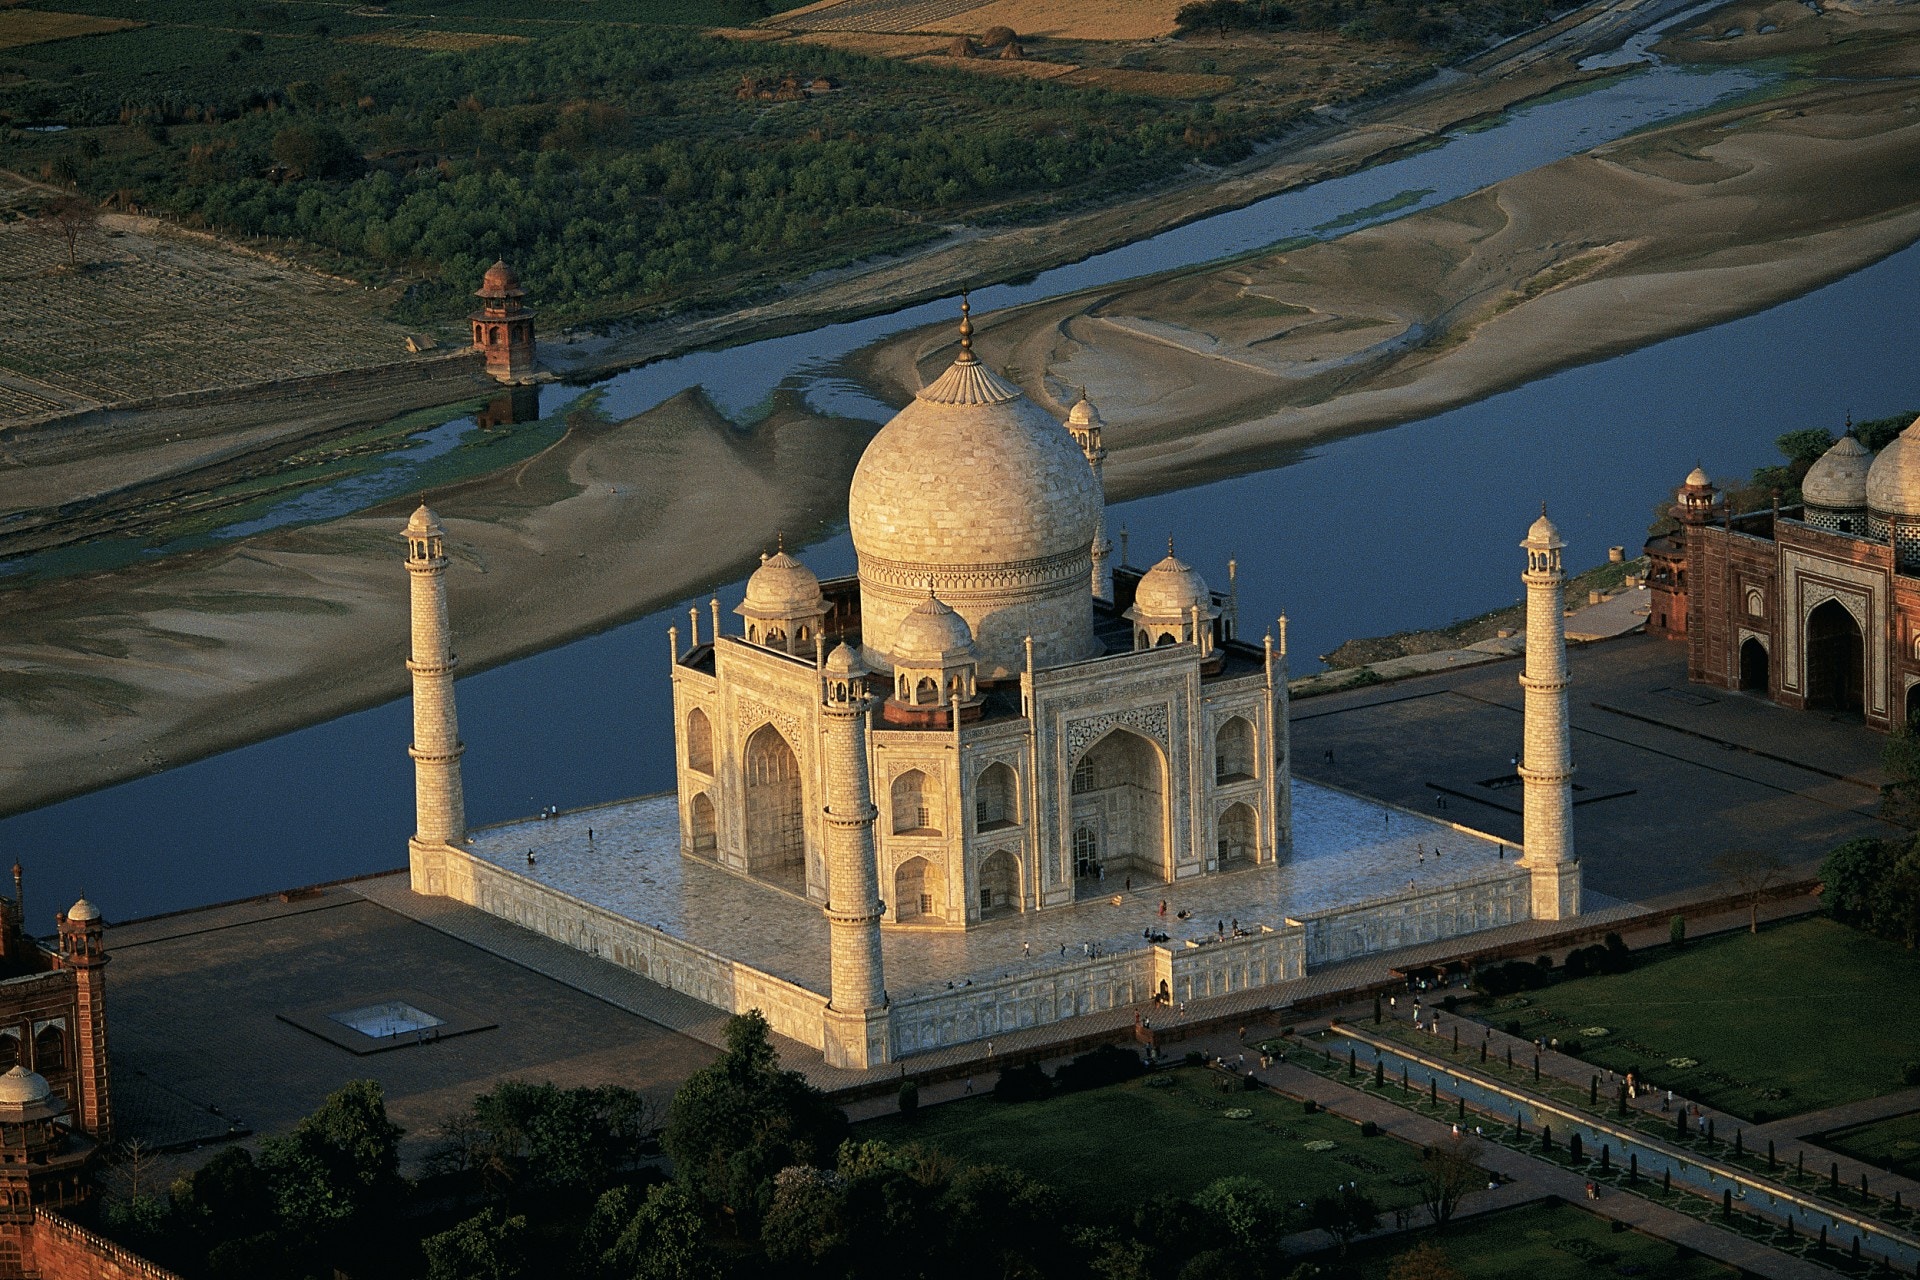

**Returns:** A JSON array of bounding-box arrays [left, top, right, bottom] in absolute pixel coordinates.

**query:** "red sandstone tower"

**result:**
[[53, 904, 107, 1146], [470, 260, 536, 383]]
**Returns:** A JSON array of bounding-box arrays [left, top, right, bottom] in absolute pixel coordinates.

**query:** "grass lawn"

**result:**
[[861, 1067, 1429, 1214], [1480, 917, 1920, 1121], [1341, 1199, 1735, 1279], [1821, 1111, 1920, 1181]]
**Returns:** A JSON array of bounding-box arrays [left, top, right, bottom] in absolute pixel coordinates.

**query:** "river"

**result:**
[[6, 61, 1918, 924]]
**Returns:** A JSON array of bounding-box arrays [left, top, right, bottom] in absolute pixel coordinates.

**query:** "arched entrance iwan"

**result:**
[[1805, 599, 1864, 715], [1068, 728, 1168, 883], [743, 724, 804, 885]]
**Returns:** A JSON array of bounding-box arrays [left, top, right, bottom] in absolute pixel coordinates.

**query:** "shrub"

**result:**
[[1302, 1099, 1318, 1114], [992, 1063, 1051, 1103], [1054, 1045, 1145, 1093], [1671, 914, 1687, 947], [897, 1080, 918, 1115], [1359, 1120, 1379, 1137], [1440, 995, 1458, 1013], [1185, 1051, 1206, 1067], [1903, 1062, 1920, 1087]]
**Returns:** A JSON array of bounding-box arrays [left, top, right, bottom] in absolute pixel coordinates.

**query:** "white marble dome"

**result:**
[[1803, 434, 1871, 510], [0, 1067, 50, 1106], [66, 897, 99, 923], [738, 548, 824, 620], [1868, 417, 1920, 517], [1684, 466, 1712, 489], [893, 592, 975, 664], [1131, 550, 1212, 621], [849, 333, 1100, 676]]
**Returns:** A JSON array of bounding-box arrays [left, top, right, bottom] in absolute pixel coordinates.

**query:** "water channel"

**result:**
[[6, 61, 1919, 922], [1325, 1031, 1918, 1267]]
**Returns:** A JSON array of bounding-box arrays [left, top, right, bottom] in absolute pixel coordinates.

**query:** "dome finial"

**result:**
[[956, 292, 976, 366], [776, 530, 785, 553], [1167, 533, 1175, 557]]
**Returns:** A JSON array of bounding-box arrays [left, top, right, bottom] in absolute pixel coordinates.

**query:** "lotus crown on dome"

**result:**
[[1803, 434, 1871, 510], [1867, 416, 1920, 518], [892, 593, 975, 663], [739, 548, 825, 618], [1130, 552, 1213, 620], [0, 1067, 50, 1106]]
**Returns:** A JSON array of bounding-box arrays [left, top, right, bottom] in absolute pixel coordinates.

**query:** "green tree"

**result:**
[[257, 1079, 404, 1249], [1776, 428, 1836, 468], [1196, 1175, 1287, 1256], [1885, 721, 1920, 826], [1871, 840, 1920, 949], [270, 122, 359, 179], [1305, 1182, 1377, 1255], [1856, 413, 1916, 452], [601, 1183, 720, 1280], [1822, 837, 1891, 923], [662, 1011, 847, 1228], [422, 1208, 528, 1280]]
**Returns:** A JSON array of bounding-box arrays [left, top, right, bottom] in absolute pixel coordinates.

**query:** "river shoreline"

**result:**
[[4, 5, 1919, 819]]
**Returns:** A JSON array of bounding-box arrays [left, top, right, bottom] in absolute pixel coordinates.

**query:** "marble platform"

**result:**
[[466, 782, 1513, 1002]]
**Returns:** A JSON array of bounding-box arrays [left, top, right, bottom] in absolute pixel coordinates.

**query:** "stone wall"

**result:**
[[890, 949, 1157, 1055], [1292, 868, 1531, 967], [1157, 925, 1305, 1006], [20, 1212, 180, 1280], [440, 845, 830, 1050]]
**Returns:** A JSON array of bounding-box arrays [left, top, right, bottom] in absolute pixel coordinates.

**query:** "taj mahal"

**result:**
[[400, 305, 1581, 1071]]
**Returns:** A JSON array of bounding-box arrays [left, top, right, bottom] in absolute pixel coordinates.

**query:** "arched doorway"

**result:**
[[1217, 802, 1257, 867], [1069, 728, 1168, 884], [1215, 717, 1255, 783], [975, 762, 1018, 831], [979, 849, 1019, 917], [1906, 682, 1920, 727], [690, 792, 717, 854], [1805, 599, 1864, 715], [1739, 639, 1769, 693], [685, 708, 713, 773], [894, 856, 945, 923], [744, 725, 804, 885], [891, 770, 938, 835]]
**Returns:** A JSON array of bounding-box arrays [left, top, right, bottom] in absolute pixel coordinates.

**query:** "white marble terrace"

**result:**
[[467, 781, 1515, 1001]]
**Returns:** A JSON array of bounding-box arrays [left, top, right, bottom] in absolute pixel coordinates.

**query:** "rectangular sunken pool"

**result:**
[[278, 990, 495, 1055]]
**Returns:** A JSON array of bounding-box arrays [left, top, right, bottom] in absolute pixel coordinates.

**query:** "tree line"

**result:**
[[98, 1012, 1487, 1279]]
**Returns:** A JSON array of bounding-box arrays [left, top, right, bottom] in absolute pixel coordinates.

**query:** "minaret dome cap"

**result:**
[[406, 503, 445, 537]]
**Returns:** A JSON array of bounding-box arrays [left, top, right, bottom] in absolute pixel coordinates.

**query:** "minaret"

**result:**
[[818, 643, 890, 1068], [56, 898, 109, 1142], [1519, 509, 1580, 920], [405, 502, 466, 896], [1067, 393, 1114, 602]]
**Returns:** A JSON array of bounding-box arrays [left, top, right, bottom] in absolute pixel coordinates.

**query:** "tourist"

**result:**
[[526, 850, 536, 865], [1022, 940, 1031, 957], [1585, 1180, 1598, 1201], [1158, 899, 1168, 917], [964, 1076, 972, 1093], [1124, 876, 1131, 891], [1664, 1089, 1673, 1112], [587, 827, 593, 841]]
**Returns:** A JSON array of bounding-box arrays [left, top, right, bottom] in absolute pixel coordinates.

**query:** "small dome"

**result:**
[[1130, 549, 1213, 621], [1803, 434, 1871, 510], [1067, 395, 1102, 428], [892, 592, 975, 665], [1524, 512, 1563, 546], [0, 1067, 50, 1106], [405, 503, 443, 537], [475, 260, 524, 299], [66, 897, 99, 923], [1868, 417, 1920, 518], [824, 642, 865, 675], [1684, 466, 1712, 489], [737, 548, 825, 621]]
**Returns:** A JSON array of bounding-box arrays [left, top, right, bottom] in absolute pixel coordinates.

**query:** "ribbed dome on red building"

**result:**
[[476, 259, 525, 301]]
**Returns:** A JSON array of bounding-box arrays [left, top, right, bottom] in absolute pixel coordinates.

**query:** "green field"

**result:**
[[1822, 1111, 1920, 1182], [1344, 1199, 1736, 1280], [1482, 918, 1920, 1121], [861, 1067, 1431, 1214]]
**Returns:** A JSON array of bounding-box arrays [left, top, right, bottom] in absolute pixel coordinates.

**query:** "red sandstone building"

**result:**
[[1646, 427, 1920, 729], [469, 260, 536, 383]]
